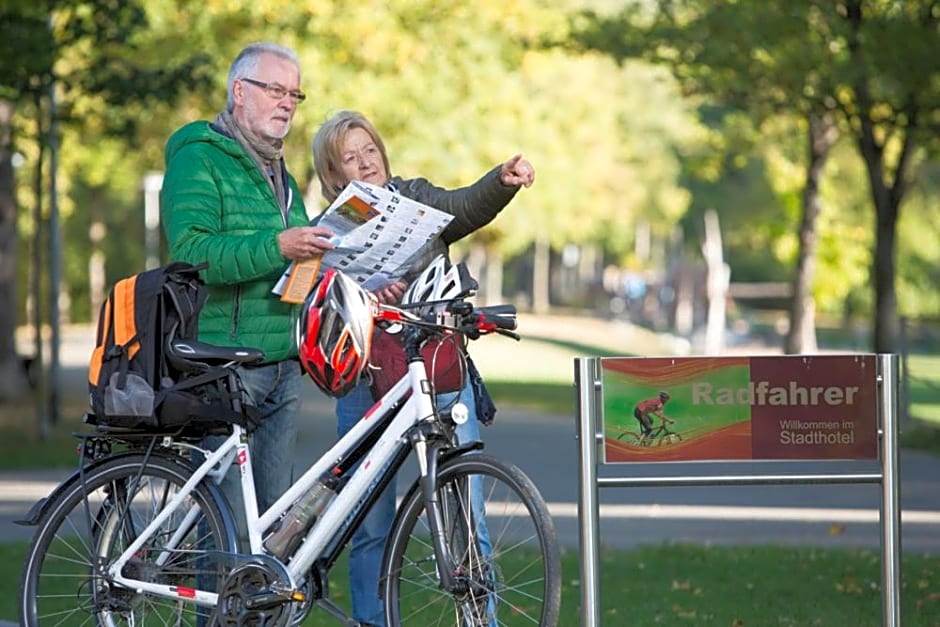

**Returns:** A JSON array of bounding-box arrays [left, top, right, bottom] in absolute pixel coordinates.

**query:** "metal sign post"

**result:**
[[575, 353, 901, 626], [575, 357, 602, 627], [878, 353, 901, 626]]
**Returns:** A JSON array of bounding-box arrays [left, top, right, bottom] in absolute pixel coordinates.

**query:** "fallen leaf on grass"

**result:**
[[915, 591, 940, 609]]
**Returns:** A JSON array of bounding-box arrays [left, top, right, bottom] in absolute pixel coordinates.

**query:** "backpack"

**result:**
[[86, 261, 251, 433]]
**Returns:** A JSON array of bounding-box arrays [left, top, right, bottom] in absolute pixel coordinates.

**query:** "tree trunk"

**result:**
[[532, 237, 550, 314], [0, 99, 29, 400], [843, 0, 911, 354], [871, 190, 900, 354], [463, 241, 504, 305], [785, 112, 837, 354], [855, 111, 906, 355], [484, 247, 504, 306], [673, 263, 694, 337]]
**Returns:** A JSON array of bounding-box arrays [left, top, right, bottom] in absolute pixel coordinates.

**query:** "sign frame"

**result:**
[[575, 353, 901, 627]]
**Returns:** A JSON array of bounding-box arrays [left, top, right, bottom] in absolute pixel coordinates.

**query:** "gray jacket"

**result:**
[[390, 165, 519, 279]]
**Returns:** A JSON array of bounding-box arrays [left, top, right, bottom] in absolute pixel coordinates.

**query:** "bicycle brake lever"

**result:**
[[496, 329, 521, 341]]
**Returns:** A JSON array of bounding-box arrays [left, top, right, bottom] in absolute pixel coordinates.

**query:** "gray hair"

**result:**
[[226, 42, 300, 112]]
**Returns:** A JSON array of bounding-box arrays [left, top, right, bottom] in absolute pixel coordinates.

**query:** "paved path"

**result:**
[[5, 401, 940, 551], [6, 321, 940, 553]]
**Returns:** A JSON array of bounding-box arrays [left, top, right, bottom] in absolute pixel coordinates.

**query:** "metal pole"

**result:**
[[575, 357, 602, 627], [878, 353, 901, 626], [30, 91, 48, 439], [598, 473, 883, 488], [47, 60, 61, 426]]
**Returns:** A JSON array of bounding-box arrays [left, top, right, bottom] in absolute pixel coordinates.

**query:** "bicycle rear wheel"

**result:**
[[19, 452, 234, 626], [383, 453, 561, 626]]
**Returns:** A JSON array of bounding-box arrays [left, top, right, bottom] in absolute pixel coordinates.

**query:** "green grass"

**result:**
[[0, 429, 85, 470], [488, 381, 576, 415], [564, 544, 940, 626], [906, 354, 940, 421], [902, 354, 940, 454], [4, 539, 939, 625], [0, 392, 90, 470], [0, 543, 23, 616]]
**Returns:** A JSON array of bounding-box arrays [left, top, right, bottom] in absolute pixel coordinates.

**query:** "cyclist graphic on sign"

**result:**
[[634, 391, 674, 443]]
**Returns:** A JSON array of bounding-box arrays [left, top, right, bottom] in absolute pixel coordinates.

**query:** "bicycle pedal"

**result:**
[[244, 589, 305, 611]]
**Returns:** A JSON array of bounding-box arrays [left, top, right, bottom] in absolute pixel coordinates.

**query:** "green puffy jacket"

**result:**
[[160, 121, 309, 363]]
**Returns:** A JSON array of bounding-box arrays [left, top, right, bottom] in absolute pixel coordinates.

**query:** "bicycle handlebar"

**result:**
[[474, 305, 518, 333], [375, 300, 519, 341]]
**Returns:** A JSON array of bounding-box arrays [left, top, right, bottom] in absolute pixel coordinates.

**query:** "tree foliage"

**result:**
[[0, 0, 938, 382], [22, 0, 702, 302], [0, 0, 213, 400], [570, 0, 940, 352]]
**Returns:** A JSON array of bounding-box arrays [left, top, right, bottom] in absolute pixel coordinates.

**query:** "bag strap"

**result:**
[[154, 368, 238, 407], [109, 276, 141, 389]]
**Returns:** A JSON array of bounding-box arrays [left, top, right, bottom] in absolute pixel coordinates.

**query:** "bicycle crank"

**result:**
[[209, 560, 304, 627]]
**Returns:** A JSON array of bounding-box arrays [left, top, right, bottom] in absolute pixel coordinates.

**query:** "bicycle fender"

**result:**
[[13, 453, 155, 527], [377, 442, 485, 593], [15, 497, 48, 526], [439, 440, 484, 463], [203, 478, 240, 553]]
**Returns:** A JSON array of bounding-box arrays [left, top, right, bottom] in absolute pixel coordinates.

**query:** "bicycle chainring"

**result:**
[[210, 561, 295, 627]]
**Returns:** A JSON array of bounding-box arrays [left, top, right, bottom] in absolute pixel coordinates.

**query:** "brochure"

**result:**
[[275, 181, 453, 303]]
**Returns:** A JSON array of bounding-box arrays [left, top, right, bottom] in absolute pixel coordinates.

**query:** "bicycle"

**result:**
[[615, 419, 682, 447], [17, 280, 562, 626]]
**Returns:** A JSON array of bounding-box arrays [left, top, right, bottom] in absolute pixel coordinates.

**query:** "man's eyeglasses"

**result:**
[[241, 78, 306, 103]]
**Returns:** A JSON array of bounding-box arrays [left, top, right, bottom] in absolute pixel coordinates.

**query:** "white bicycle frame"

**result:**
[[105, 356, 443, 608]]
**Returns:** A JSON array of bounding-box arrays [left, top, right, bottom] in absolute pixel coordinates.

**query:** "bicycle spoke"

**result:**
[[20, 454, 232, 627], [383, 454, 560, 626]]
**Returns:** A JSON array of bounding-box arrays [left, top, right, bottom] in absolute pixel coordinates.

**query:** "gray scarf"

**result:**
[[214, 110, 289, 215]]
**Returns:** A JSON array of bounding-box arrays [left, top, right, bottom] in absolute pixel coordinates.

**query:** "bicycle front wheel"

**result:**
[[19, 452, 234, 626], [383, 453, 561, 626], [656, 431, 682, 446]]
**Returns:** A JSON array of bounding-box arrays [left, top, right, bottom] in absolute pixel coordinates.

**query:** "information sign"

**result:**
[[601, 355, 878, 462]]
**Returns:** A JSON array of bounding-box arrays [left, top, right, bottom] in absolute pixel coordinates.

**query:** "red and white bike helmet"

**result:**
[[298, 269, 375, 397], [401, 255, 477, 314]]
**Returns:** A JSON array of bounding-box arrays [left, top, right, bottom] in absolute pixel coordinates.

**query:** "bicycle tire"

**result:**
[[616, 431, 643, 444], [19, 452, 234, 626], [382, 453, 562, 626]]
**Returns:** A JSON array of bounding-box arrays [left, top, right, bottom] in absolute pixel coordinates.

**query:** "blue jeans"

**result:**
[[337, 377, 490, 626], [203, 359, 303, 549]]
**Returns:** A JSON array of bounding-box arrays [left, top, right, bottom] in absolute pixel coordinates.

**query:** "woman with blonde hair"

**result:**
[[311, 109, 534, 626]]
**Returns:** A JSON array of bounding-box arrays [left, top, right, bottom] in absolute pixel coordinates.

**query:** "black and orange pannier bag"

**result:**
[[86, 261, 252, 432]]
